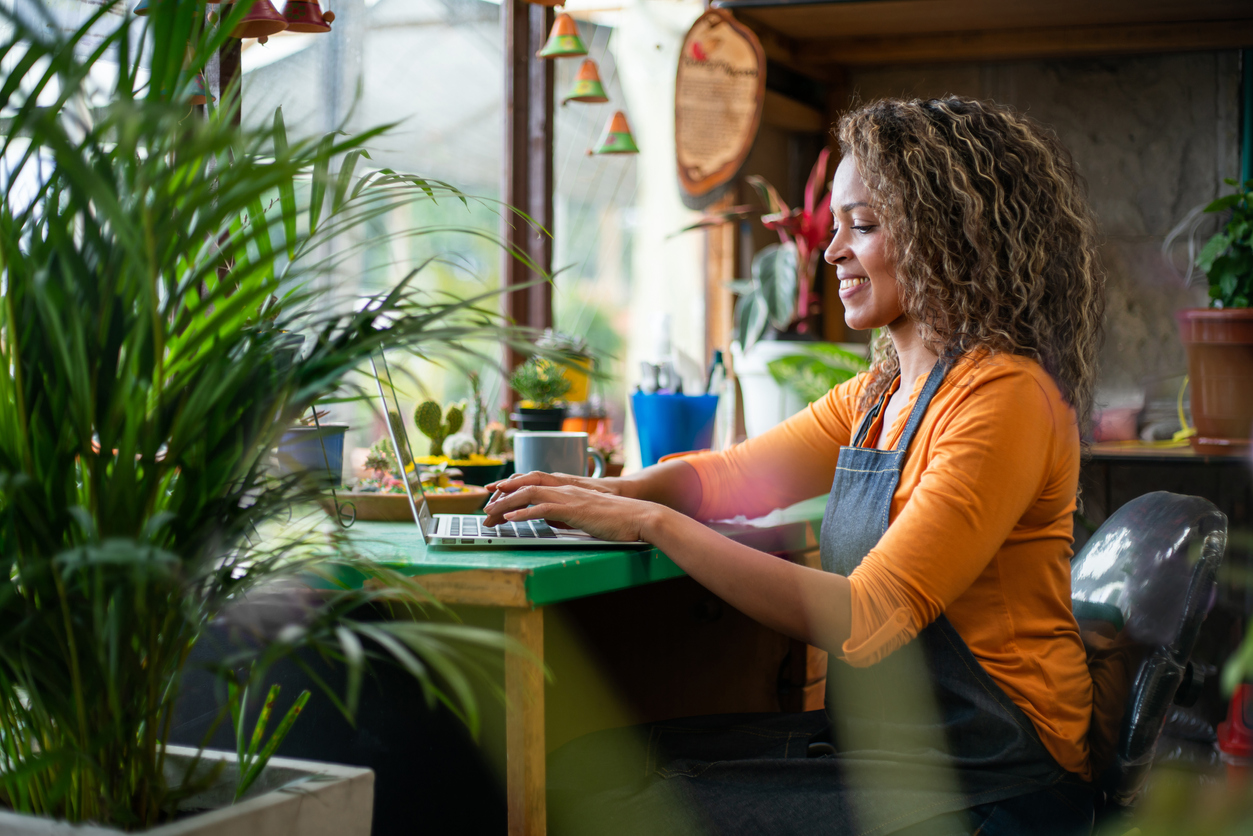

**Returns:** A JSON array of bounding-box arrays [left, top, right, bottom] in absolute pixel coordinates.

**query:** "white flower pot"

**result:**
[[731, 340, 814, 438], [731, 340, 868, 438], [0, 746, 373, 836]]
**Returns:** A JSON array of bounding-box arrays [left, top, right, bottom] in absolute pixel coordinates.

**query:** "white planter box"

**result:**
[[0, 746, 373, 836]]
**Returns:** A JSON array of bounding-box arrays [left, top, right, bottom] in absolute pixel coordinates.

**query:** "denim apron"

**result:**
[[548, 359, 1093, 836], [813, 357, 1091, 834]]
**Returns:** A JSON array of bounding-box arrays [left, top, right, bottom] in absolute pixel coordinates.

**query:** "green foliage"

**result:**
[[509, 357, 573, 409], [0, 2, 534, 828], [767, 343, 869, 404], [1198, 178, 1253, 308], [730, 242, 800, 351], [229, 682, 310, 802]]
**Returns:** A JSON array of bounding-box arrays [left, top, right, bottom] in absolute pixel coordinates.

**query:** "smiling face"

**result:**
[[824, 157, 906, 333]]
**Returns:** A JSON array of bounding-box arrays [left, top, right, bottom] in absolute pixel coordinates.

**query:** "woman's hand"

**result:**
[[482, 472, 664, 542], [484, 470, 625, 500]]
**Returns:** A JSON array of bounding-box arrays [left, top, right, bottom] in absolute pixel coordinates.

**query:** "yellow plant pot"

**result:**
[[563, 356, 593, 402]]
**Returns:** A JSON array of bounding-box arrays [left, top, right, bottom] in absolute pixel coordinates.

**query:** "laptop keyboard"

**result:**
[[448, 516, 556, 540]]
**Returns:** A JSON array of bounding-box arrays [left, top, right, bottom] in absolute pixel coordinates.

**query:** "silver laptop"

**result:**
[[370, 355, 647, 549]]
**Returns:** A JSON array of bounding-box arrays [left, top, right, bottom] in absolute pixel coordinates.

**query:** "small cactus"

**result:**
[[486, 425, 507, 457], [414, 399, 465, 457], [444, 432, 477, 460], [469, 372, 486, 456], [444, 403, 464, 436]]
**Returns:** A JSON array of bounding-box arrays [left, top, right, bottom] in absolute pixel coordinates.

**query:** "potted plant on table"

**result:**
[[537, 329, 596, 403], [1175, 177, 1253, 455], [0, 3, 531, 832], [414, 372, 508, 485], [509, 356, 573, 431]]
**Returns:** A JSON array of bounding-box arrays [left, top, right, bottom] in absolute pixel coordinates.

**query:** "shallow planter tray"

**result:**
[[0, 745, 373, 835], [324, 488, 489, 520]]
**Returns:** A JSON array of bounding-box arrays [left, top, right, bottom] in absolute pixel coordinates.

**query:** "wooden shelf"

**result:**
[[713, 0, 1253, 72]]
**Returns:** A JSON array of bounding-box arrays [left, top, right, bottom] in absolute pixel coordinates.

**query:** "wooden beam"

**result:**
[[504, 607, 546, 836], [704, 192, 738, 368], [796, 19, 1253, 66], [503, 1, 555, 381]]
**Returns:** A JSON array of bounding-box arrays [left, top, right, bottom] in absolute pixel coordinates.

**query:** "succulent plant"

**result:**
[[415, 400, 465, 457], [363, 438, 397, 476]]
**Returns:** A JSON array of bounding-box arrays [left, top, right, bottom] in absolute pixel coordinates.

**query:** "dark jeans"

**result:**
[[548, 711, 1094, 836]]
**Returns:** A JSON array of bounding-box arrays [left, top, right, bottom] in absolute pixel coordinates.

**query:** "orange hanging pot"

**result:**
[[1176, 307, 1253, 455]]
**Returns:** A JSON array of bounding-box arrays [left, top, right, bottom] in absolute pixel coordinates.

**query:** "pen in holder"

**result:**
[[631, 392, 719, 467]]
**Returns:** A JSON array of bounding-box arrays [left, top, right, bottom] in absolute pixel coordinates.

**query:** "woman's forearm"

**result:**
[[641, 504, 852, 654], [616, 459, 704, 517]]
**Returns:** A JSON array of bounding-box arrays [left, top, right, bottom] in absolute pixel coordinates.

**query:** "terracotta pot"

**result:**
[[1176, 308, 1253, 455]]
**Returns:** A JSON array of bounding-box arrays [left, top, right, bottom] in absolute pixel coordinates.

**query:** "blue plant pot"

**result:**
[[630, 393, 719, 467], [275, 424, 348, 487]]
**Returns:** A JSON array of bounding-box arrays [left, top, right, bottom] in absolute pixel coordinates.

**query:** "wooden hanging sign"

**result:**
[[675, 10, 766, 206]]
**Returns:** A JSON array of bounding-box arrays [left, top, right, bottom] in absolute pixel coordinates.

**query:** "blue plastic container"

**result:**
[[275, 424, 348, 487], [631, 392, 720, 467]]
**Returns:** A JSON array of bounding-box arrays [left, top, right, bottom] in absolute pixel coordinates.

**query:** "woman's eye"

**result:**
[[852, 225, 876, 234]]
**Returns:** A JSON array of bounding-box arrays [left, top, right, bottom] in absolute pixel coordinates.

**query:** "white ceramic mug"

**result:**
[[514, 431, 605, 478]]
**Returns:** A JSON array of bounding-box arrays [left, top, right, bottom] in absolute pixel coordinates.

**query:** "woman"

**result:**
[[485, 97, 1105, 835]]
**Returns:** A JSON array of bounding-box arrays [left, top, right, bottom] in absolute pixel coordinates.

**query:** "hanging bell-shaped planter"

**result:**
[[525, 0, 567, 6], [188, 73, 214, 106], [537, 14, 587, 59], [133, 0, 150, 15], [591, 110, 639, 155], [284, 0, 335, 33], [562, 59, 608, 104], [232, 0, 288, 40]]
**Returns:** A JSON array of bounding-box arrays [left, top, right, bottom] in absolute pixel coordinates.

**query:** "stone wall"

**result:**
[[846, 52, 1242, 409]]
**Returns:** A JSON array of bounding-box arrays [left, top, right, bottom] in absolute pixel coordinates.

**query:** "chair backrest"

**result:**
[[1071, 491, 1226, 806]]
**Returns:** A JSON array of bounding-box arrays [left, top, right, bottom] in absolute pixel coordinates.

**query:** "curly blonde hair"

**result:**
[[837, 97, 1104, 427]]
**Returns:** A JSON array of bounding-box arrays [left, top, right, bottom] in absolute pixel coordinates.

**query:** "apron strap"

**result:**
[[850, 356, 953, 452], [893, 356, 952, 453], [850, 390, 889, 448]]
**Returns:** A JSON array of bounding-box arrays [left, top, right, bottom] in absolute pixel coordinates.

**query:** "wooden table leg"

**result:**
[[505, 606, 545, 836]]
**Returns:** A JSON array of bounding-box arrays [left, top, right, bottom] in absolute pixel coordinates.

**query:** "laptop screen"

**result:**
[[369, 354, 434, 539]]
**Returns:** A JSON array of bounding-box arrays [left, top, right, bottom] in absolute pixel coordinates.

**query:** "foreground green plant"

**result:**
[[0, 1, 535, 828]]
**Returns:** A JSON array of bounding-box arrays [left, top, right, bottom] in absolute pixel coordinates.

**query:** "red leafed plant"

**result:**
[[680, 148, 835, 348]]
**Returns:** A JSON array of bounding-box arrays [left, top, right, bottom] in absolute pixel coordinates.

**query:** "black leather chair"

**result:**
[[1071, 491, 1227, 820]]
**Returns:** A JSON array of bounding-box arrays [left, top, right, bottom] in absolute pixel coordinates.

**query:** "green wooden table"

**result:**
[[342, 495, 827, 836]]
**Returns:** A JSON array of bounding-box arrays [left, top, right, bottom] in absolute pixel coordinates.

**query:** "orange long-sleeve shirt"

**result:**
[[681, 351, 1093, 778]]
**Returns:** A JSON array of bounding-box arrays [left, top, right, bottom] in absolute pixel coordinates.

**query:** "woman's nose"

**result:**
[[824, 234, 847, 265]]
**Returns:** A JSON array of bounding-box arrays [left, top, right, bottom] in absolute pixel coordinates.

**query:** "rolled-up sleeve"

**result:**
[[680, 375, 865, 521], [840, 371, 1063, 666]]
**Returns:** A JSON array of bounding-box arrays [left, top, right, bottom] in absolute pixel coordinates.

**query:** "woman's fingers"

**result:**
[[484, 471, 563, 492], [483, 483, 558, 526]]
